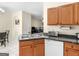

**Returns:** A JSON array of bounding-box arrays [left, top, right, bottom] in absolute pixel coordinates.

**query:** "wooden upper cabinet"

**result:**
[[74, 3, 79, 24], [59, 4, 74, 25], [47, 2, 79, 25], [48, 7, 58, 25]]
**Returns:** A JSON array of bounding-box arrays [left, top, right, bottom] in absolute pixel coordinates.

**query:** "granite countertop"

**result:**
[[20, 36, 47, 40], [20, 33, 79, 43], [47, 34, 79, 43], [20, 33, 49, 40]]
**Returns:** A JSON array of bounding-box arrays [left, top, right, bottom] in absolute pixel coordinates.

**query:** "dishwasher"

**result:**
[[45, 39, 63, 56]]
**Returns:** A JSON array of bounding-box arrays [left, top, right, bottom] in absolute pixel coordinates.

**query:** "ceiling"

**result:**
[[0, 2, 43, 18]]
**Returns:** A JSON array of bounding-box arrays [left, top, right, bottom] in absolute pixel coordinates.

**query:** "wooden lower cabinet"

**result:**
[[65, 48, 79, 56], [64, 42, 79, 56], [34, 44, 45, 56], [19, 39, 45, 56], [19, 45, 34, 56]]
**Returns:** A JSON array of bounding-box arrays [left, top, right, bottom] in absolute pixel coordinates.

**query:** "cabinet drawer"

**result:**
[[19, 40, 33, 47], [64, 42, 73, 48], [64, 42, 79, 50], [33, 39, 44, 44], [72, 44, 79, 50]]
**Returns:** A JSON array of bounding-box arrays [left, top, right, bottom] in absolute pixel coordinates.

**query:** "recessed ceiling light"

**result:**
[[0, 8, 5, 13]]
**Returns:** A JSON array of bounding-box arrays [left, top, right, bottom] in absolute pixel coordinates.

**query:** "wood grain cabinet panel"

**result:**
[[19, 45, 34, 56], [19, 39, 45, 56], [19, 40, 33, 47], [59, 4, 74, 25], [48, 8, 58, 25], [65, 48, 79, 56], [34, 44, 45, 56], [74, 3, 79, 24], [47, 2, 79, 25], [64, 42, 79, 56], [34, 39, 44, 44]]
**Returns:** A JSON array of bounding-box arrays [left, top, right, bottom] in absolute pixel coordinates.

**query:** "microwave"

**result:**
[[48, 31, 59, 37]]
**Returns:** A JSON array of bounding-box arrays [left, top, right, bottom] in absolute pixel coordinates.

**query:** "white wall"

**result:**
[[31, 17, 43, 27], [9, 11, 22, 56], [0, 12, 12, 54], [0, 11, 23, 56], [22, 11, 31, 34], [0, 12, 12, 32], [43, 2, 79, 35]]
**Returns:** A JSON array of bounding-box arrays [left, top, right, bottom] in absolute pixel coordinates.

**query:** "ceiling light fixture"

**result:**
[[0, 8, 5, 13]]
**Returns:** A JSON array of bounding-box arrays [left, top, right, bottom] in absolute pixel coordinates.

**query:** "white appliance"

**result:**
[[48, 31, 59, 37], [45, 39, 63, 56]]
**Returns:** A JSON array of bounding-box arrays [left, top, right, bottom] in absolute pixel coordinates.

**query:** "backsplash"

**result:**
[[45, 25, 79, 35]]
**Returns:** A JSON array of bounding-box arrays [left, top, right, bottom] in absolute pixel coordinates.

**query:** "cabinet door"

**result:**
[[59, 4, 74, 25], [64, 48, 79, 56], [45, 40, 63, 56], [19, 45, 34, 56], [74, 3, 79, 24], [34, 44, 45, 56], [48, 8, 58, 25]]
